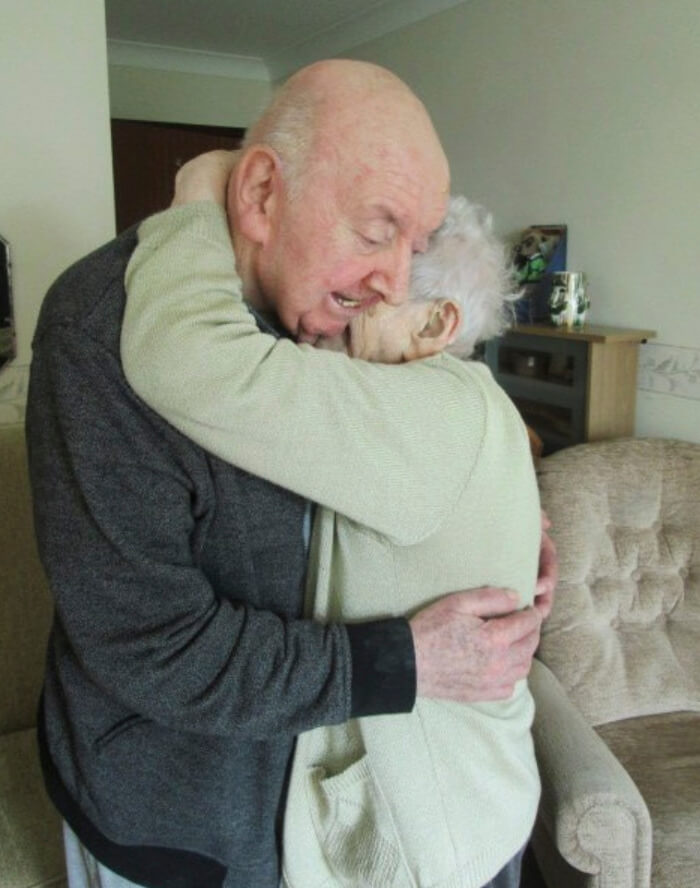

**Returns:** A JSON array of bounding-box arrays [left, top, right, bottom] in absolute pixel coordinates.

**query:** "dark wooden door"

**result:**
[[111, 119, 245, 232]]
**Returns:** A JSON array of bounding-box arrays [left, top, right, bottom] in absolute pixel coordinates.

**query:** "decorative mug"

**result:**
[[549, 272, 589, 329]]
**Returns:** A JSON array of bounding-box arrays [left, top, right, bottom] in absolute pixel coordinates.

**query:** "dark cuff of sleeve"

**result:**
[[345, 617, 416, 718]]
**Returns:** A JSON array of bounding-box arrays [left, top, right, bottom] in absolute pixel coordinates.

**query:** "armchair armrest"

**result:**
[[528, 659, 652, 888]]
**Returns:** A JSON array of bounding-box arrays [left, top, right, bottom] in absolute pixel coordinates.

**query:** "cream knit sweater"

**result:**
[[122, 204, 541, 888]]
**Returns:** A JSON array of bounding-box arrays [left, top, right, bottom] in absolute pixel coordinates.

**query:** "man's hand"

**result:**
[[172, 150, 240, 207], [535, 510, 557, 621], [410, 587, 542, 702]]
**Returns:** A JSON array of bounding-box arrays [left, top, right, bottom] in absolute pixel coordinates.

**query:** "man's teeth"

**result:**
[[334, 294, 362, 308]]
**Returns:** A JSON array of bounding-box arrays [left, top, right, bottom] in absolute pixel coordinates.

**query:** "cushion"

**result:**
[[0, 424, 53, 734], [597, 711, 700, 888], [0, 726, 66, 887], [537, 438, 700, 725]]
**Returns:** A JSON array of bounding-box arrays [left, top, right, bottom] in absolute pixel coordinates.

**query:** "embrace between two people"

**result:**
[[29, 58, 556, 888]]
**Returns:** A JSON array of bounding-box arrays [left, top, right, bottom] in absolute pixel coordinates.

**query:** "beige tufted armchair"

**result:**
[[0, 424, 66, 887], [530, 438, 700, 888]]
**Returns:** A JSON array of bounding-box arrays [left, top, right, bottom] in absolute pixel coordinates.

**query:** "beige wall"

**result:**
[[344, 0, 700, 442], [3, 0, 697, 440], [0, 0, 115, 422], [109, 65, 270, 128]]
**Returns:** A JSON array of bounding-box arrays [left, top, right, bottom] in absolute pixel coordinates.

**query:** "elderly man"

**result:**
[[26, 60, 554, 888]]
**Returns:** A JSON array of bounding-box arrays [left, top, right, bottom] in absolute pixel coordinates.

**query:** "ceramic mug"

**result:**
[[549, 272, 589, 329]]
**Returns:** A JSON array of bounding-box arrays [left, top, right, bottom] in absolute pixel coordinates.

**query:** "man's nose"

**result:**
[[365, 241, 412, 305]]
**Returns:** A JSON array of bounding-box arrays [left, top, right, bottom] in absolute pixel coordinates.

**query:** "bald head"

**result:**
[[279, 58, 424, 117], [246, 60, 421, 140], [245, 60, 448, 199], [232, 59, 450, 341]]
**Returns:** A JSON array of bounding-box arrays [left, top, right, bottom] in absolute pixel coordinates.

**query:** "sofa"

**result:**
[[530, 437, 700, 888], [0, 423, 66, 887]]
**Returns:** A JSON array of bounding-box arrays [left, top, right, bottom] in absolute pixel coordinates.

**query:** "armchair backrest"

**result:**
[[537, 438, 700, 727], [0, 423, 53, 734]]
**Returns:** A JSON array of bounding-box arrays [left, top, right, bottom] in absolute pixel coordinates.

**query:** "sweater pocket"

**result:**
[[311, 755, 405, 888], [93, 713, 150, 752]]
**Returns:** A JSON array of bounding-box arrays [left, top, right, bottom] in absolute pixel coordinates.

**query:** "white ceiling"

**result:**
[[104, 0, 468, 80]]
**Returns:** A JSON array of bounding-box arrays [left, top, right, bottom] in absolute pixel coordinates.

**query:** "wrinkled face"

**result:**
[[319, 299, 434, 364], [342, 300, 427, 363], [255, 131, 449, 342]]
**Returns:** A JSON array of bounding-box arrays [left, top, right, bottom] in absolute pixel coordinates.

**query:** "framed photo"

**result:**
[[512, 224, 567, 324]]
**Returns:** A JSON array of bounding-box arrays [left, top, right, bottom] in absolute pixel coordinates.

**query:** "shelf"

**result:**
[[512, 396, 581, 451], [511, 324, 656, 344], [494, 373, 585, 408], [485, 324, 657, 454]]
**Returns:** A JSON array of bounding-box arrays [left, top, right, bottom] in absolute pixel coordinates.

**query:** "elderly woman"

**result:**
[[121, 170, 541, 888]]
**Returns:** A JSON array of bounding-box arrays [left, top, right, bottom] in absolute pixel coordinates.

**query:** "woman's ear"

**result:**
[[227, 145, 282, 245], [410, 299, 462, 358]]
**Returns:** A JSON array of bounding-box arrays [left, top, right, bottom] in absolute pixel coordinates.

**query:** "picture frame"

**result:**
[[512, 224, 567, 324]]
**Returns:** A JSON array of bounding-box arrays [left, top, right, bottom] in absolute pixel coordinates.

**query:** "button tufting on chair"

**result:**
[[530, 438, 700, 888]]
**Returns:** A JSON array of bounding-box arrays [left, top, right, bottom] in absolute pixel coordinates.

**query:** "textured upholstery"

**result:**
[[0, 728, 66, 887], [598, 712, 700, 887], [537, 438, 700, 726], [0, 425, 55, 735], [0, 423, 66, 888], [531, 438, 700, 888]]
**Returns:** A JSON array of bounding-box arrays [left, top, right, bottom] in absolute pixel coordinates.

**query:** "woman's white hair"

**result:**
[[410, 195, 519, 358]]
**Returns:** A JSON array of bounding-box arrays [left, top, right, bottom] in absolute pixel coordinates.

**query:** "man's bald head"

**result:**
[[244, 60, 448, 199], [232, 60, 450, 341]]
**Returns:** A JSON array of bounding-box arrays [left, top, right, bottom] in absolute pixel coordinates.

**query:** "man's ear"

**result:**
[[228, 145, 282, 245], [410, 299, 462, 358]]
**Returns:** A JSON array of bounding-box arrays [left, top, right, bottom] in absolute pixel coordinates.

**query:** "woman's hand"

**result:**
[[534, 510, 557, 620], [172, 149, 240, 207]]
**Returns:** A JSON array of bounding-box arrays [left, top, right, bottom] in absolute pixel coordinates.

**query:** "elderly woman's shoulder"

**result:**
[[432, 352, 497, 385]]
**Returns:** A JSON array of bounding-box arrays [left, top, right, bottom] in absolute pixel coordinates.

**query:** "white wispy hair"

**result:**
[[410, 195, 519, 358]]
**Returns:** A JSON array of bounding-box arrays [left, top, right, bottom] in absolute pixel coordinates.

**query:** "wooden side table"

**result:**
[[484, 325, 656, 454]]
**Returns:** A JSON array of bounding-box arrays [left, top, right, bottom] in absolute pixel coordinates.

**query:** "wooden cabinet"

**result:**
[[484, 325, 656, 454]]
